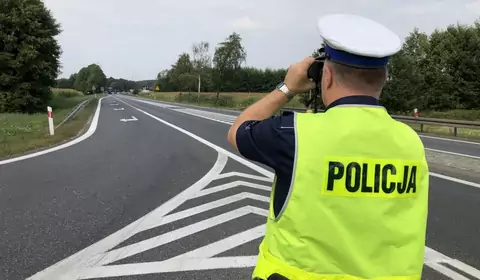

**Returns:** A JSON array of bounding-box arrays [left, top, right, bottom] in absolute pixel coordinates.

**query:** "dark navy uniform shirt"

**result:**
[[236, 95, 380, 217]]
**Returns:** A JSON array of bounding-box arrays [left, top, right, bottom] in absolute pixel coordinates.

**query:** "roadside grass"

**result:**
[[0, 94, 98, 159], [138, 91, 480, 140]]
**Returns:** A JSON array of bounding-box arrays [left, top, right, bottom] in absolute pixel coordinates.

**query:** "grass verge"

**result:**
[[138, 91, 480, 140], [407, 123, 480, 140], [0, 96, 99, 159]]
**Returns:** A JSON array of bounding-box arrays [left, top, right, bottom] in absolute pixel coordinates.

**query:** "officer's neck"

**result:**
[[323, 89, 380, 108]]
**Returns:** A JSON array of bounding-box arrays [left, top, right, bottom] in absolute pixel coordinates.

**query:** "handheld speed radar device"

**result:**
[[306, 47, 328, 113]]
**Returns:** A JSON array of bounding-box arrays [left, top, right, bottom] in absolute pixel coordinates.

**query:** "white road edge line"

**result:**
[[429, 172, 480, 189], [0, 97, 106, 166], [121, 97, 480, 190], [420, 134, 480, 146], [425, 148, 480, 160], [169, 106, 235, 125]]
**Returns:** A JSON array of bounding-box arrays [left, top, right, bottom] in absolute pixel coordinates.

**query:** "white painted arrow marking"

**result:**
[[194, 181, 271, 198], [141, 192, 270, 232], [215, 172, 273, 182], [120, 116, 137, 122], [167, 224, 266, 260], [113, 108, 124, 111], [92, 206, 263, 266]]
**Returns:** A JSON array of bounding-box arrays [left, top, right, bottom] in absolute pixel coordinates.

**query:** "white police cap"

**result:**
[[317, 14, 402, 68]]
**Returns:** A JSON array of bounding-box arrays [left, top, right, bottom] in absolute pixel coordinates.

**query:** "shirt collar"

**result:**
[[324, 95, 380, 112]]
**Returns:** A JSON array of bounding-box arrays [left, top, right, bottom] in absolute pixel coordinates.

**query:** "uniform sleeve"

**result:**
[[235, 112, 295, 174]]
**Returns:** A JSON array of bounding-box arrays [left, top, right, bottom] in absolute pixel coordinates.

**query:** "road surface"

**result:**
[[0, 95, 479, 280]]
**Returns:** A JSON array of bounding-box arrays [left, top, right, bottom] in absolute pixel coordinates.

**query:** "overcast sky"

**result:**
[[43, 0, 480, 81]]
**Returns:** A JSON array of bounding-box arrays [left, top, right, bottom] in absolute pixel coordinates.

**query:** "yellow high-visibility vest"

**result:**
[[252, 105, 429, 280]]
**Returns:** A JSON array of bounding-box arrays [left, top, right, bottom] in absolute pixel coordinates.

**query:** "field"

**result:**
[[140, 91, 480, 140], [0, 89, 99, 158], [51, 87, 82, 94]]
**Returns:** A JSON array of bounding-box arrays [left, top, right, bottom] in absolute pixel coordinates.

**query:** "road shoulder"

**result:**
[[426, 150, 480, 184]]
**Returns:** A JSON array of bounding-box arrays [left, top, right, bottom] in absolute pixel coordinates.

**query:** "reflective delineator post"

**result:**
[[47, 106, 54, 135], [414, 108, 418, 118]]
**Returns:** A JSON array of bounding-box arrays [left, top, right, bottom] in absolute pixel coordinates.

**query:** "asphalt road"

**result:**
[[0, 95, 479, 280]]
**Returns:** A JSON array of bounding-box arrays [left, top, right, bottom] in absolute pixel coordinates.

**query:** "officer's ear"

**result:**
[[322, 62, 333, 90]]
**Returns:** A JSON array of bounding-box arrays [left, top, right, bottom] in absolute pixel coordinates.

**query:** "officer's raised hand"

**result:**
[[284, 57, 317, 95], [227, 56, 316, 151]]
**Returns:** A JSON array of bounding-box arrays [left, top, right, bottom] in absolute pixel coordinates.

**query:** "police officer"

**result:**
[[227, 13, 429, 280]]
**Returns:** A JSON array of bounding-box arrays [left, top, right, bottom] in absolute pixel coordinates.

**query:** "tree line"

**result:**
[[156, 34, 287, 94], [55, 64, 156, 94], [156, 21, 480, 113]]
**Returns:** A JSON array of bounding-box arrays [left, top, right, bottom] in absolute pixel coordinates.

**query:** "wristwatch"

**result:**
[[276, 82, 293, 101]]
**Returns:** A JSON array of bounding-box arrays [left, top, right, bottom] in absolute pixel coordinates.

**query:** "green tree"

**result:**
[[56, 73, 77, 89], [0, 0, 62, 113], [192, 41, 211, 70], [156, 70, 171, 91], [311, 43, 326, 57], [73, 64, 107, 93], [212, 32, 247, 91], [106, 77, 136, 91], [192, 41, 212, 92], [162, 53, 197, 92]]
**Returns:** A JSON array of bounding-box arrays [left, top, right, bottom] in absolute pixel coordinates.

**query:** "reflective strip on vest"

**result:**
[[252, 106, 429, 280]]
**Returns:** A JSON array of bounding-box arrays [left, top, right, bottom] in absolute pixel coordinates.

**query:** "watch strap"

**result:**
[[276, 82, 293, 101]]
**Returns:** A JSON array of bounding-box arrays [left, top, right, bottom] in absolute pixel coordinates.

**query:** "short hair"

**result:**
[[327, 60, 387, 93]]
